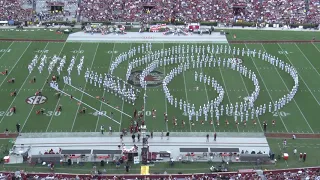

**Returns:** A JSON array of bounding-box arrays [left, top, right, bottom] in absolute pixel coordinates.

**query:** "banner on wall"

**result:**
[[140, 166, 149, 175]]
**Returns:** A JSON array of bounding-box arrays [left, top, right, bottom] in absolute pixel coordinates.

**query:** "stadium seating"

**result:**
[[0, 0, 32, 21], [0, 0, 318, 24]]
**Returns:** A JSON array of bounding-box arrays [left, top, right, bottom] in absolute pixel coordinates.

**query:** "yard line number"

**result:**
[[91, 110, 153, 117], [71, 50, 84, 54], [107, 51, 118, 54], [278, 51, 289, 55], [0, 49, 11, 53], [0, 111, 13, 117], [138, 110, 152, 116], [273, 111, 290, 117], [44, 111, 61, 117], [35, 50, 49, 54]]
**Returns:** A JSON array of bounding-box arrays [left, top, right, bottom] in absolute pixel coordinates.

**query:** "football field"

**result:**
[[0, 40, 320, 134]]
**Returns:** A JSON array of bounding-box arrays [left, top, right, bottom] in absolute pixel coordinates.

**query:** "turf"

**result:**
[[0, 40, 320, 134], [0, 28, 77, 40], [223, 29, 320, 41], [1, 29, 320, 173], [267, 138, 320, 167]]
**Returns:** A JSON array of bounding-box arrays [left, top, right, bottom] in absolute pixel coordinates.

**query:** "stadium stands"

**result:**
[[0, 0, 318, 24], [0, 0, 32, 21]]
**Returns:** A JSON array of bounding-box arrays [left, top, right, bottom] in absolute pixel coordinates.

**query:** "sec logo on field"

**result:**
[[25, 95, 48, 105], [128, 70, 163, 87]]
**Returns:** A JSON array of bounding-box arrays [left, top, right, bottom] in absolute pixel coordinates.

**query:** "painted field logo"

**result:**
[[25, 95, 48, 105], [128, 70, 163, 87]]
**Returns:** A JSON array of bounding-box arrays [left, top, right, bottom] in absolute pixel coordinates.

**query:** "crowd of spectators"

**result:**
[[0, 0, 319, 24], [0, 0, 33, 21], [78, 0, 320, 24]]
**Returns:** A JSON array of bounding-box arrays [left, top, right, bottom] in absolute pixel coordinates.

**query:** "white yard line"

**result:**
[[181, 51, 192, 132], [229, 44, 263, 132], [70, 43, 100, 131], [244, 44, 288, 133], [284, 44, 320, 106], [311, 42, 320, 53], [216, 51, 238, 131], [0, 42, 31, 88], [276, 43, 314, 133], [200, 52, 215, 132], [21, 42, 67, 132], [0, 41, 14, 64], [45, 43, 83, 132], [295, 43, 320, 91], [118, 43, 132, 132], [162, 43, 169, 132], [1, 42, 49, 128], [95, 43, 116, 132]]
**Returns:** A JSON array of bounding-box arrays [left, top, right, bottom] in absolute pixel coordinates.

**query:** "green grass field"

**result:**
[[1, 29, 320, 173], [0, 29, 320, 135], [0, 40, 320, 134]]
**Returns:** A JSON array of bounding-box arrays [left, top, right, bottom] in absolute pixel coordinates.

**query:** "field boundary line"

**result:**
[[71, 43, 100, 131], [21, 42, 66, 132], [0, 39, 65, 42], [266, 132, 320, 139], [95, 43, 116, 132], [0, 42, 48, 127], [44, 43, 83, 132], [0, 42, 31, 88], [229, 40, 320, 44], [244, 44, 289, 132], [229, 44, 264, 132], [311, 42, 320, 53], [269, 44, 314, 133]]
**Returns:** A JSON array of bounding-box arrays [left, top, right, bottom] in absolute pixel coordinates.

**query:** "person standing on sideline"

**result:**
[[137, 132, 141, 142], [299, 153, 303, 161], [283, 139, 287, 149], [120, 134, 123, 142], [303, 153, 307, 162], [206, 134, 209, 142], [109, 126, 112, 134], [100, 125, 104, 134], [132, 134, 135, 142], [5, 128, 9, 136], [161, 131, 164, 139], [125, 162, 130, 172], [263, 121, 267, 132], [166, 132, 170, 140], [214, 132, 217, 141], [16, 123, 20, 134], [293, 148, 297, 156], [151, 131, 153, 138]]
